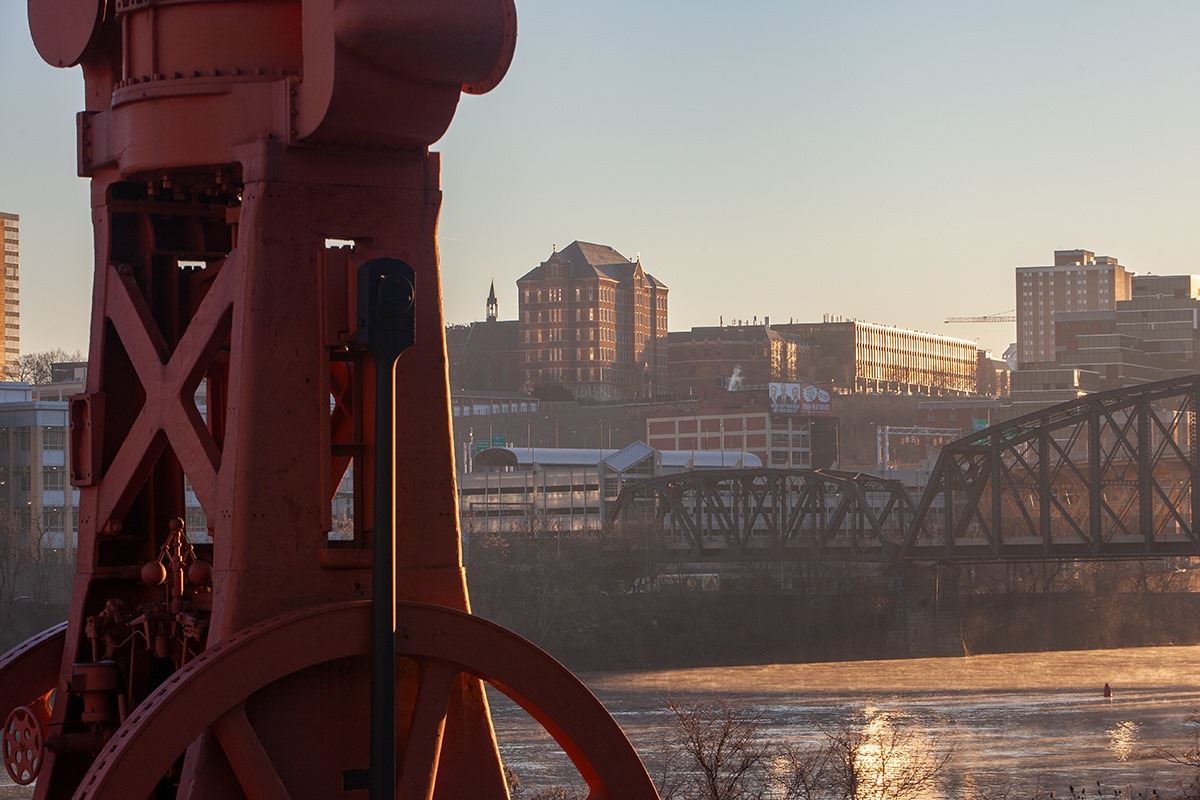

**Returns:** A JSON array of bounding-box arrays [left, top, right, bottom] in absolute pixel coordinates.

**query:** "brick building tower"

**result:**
[[518, 241, 667, 401]]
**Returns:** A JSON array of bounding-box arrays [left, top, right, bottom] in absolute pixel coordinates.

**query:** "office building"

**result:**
[[976, 351, 1011, 399], [1004, 367, 1101, 419], [0, 383, 75, 552], [1115, 274, 1200, 370], [772, 319, 978, 396], [667, 322, 807, 398]]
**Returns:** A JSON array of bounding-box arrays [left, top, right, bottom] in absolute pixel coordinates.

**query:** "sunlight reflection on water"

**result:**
[[1109, 720, 1141, 762], [491, 644, 1200, 798]]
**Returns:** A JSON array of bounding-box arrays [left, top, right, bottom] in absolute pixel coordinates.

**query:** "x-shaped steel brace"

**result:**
[[94, 255, 237, 533]]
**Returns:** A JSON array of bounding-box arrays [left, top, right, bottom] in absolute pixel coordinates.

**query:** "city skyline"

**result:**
[[6, 2, 1200, 360]]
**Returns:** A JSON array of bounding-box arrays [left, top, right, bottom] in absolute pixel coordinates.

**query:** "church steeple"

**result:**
[[486, 279, 498, 323]]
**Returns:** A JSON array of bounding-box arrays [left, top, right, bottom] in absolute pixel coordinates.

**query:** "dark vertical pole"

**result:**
[[1191, 380, 1200, 545], [1039, 428, 1051, 554], [359, 259, 415, 800], [990, 441, 1002, 555], [1138, 397, 1154, 551], [371, 349, 397, 800], [1089, 401, 1102, 553], [942, 460, 954, 557]]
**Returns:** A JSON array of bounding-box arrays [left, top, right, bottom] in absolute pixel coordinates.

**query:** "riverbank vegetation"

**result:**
[[463, 522, 1200, 670], [655, 699, 950, 800], [0, 507, 72, 653]]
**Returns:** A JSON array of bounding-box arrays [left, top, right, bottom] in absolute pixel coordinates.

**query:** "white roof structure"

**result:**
[[471, 441, 762, 471], [659, 450, 762, 469]]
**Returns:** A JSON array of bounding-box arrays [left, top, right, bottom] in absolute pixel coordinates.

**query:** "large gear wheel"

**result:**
[[74, 601, 657, 799]]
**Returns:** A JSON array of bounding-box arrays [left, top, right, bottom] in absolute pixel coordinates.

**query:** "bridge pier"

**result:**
[[883, 563, 964, 658]]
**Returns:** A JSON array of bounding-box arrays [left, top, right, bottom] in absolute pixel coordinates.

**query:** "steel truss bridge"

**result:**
[[603, 375, 1200, 563]]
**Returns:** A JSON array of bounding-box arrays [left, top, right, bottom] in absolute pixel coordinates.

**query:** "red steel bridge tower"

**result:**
[[1, 1, 656, 797]]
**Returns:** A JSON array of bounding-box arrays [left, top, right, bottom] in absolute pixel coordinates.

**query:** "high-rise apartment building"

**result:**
[[2, 213, 18, 377], [1016, 249, 1131, 366], [517, 241, 668, 401]]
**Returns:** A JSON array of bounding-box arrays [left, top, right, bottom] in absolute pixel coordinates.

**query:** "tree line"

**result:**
[[5, 347, 85, 385]]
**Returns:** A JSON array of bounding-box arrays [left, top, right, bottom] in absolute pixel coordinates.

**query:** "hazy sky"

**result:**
[[4, 1, 1200, 359]]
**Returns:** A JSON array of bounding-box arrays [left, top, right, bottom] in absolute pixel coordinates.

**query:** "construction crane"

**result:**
[[945, 309, 1017, 323]]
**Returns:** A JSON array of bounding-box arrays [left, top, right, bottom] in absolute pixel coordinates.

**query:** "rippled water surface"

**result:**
[[491, 645, 1200, 797]]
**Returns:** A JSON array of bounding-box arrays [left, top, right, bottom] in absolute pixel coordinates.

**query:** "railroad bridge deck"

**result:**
[[603, 375, 1200, 563]]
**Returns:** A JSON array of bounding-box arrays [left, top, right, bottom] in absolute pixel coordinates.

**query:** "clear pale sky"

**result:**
[[4, 1, 1200, 359]]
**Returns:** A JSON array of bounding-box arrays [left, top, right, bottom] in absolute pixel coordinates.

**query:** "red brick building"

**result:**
[[646, 385, 839, 469], [666, 323, 808, 399], [518, 241, 667, 401]]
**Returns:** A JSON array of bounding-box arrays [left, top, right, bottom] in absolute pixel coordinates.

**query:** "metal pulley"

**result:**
[[3, 705, 45, 786]]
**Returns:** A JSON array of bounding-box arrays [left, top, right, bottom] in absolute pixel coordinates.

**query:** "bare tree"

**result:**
[[0, 506, 28, 606], [1152, 711, 1200, 771], [11, 348, 84, 384], [28, 506, 74, 607], [527, 790, 585, 800], [663, 698, 770, 800], [659, 701, 950, 800], [777, 740, 832, 800], [504, 765, 585, 800], [0, 508, 50, 651], [819, 713, 951, 800]]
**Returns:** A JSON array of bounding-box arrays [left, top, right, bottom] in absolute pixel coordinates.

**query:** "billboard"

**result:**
[[769, 382, 833, 416]]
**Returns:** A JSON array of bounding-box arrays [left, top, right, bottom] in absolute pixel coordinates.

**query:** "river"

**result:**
[[4, 645, 1200, 798], [492, 644, 1200, 797]]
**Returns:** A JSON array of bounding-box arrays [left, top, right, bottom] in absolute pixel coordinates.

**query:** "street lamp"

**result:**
[[466, 427, 474, 473]]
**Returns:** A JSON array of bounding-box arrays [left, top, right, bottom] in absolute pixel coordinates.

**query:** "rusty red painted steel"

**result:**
[[73, 602, 657, 799], [7, 0, 660, 796], [0, 623, 64, 726]]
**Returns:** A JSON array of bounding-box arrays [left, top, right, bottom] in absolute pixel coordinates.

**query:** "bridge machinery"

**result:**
[[1, 1, 656, 798]]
